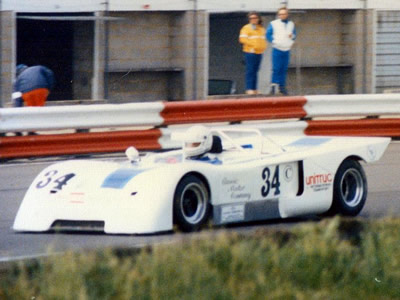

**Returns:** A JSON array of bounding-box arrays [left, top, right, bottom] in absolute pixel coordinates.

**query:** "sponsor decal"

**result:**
[[231, 191, 251, 201], [222, 177, 237, 185], [306, 173, 333, 192], [221, 204, 245, 223], [155, 155, 182, 164], [283, 165, 294, 182], [222, 177, 251, 201]]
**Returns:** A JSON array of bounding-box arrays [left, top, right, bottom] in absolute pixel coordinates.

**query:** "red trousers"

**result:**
[[22, 88, 49, 106]]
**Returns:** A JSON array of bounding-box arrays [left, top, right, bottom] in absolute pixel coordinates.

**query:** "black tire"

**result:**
[[173, 175, 211, 232], [329, 159, 367, 216]]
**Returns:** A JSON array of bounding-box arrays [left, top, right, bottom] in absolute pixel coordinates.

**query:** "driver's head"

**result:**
[[183, 125, 212, 157]]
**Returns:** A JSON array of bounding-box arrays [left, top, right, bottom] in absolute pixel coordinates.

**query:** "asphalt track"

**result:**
[[1, 142, 400, 262]]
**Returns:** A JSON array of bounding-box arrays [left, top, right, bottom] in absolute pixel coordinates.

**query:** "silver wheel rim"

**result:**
[[180, 183, 207, 224], [340, 168, 364, 207]]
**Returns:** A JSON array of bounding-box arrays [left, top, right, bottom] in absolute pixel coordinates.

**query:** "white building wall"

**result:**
[[4, 0, 400, 13], [2, 0, 104, 12]]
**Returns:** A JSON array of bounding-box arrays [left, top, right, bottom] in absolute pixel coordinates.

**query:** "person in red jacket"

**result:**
[[13, 64, 55, 136], [14, 64, 55, 107], [239, 12, 267, 95]]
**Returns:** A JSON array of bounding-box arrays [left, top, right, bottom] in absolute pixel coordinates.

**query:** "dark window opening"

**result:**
[[17, 13, 90, 101]]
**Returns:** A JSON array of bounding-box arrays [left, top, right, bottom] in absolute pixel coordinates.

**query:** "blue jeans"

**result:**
[[245, 53, 263, 90], [271, 48, 290, 94], [13, 97, 24, 107]]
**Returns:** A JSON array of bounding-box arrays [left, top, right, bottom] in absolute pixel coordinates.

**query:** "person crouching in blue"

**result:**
[[239, 12, 267, 95], [266, 7, 296, 95]]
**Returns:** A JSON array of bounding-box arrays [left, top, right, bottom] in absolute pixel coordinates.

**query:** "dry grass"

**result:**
[[1, 216, 400, 299]]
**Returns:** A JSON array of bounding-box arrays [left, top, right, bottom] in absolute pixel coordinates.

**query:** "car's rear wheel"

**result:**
[[329, 159, 367, 216], [173, 175, 211, 232]]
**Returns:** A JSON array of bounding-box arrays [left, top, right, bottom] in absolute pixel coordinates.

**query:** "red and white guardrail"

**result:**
[[1, 94, 399, 159]]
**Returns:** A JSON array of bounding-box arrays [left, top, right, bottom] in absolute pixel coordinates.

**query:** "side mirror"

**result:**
[[125, 146, 140, 163]]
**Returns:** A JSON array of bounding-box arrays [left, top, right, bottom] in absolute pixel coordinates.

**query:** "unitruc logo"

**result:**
[[306, 173, 333, 186]]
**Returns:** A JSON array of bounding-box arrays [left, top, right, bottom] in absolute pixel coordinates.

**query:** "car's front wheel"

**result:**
[[330, 159, 367, 216], [173, 175, 211, 232]]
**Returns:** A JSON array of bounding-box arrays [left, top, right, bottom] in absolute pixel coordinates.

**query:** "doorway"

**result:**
[[17, 15, 74, 100]]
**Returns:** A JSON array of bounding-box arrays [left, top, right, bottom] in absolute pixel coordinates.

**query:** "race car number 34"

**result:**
[[261, 166, 280, 197], [36, 170, 76, 193]]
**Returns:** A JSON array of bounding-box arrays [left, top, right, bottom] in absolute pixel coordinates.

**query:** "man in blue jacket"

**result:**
[[14, 64, 55, 107], [266, 7, 296, 95]]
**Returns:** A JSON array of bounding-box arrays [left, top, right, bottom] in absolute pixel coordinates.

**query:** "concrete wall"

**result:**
[[172, 11, 209, 100], [375, 11, 400, 93], [103, 10, 208, 102], [287, 10, 354, 95], [290, 9, 374, 94], [73, 21, 94, 99], [343, 10, 375, 94], [0, 11, 15, 107], [291, 11, 344, 66]]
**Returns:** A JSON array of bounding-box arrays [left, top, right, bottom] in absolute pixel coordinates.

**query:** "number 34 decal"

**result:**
[[261, 166, 280, 197], [36, 170, 75, 193]]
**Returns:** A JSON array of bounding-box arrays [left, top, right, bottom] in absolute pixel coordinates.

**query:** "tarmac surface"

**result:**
[[1, 142, 400, 263]]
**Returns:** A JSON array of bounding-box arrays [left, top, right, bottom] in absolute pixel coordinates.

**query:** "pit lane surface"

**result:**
[[1, 142, 400, 262]]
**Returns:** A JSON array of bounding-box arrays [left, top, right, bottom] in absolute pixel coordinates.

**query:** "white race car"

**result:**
[[13, 126, 390, 234]]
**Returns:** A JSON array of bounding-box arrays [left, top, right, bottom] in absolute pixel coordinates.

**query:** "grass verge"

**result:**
[[1, 216, 400, 299]]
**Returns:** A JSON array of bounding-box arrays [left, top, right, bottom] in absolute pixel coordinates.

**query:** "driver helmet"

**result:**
[[183, 125, 212, 157]]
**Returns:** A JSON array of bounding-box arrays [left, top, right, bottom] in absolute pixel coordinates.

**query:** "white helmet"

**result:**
[[183, 125, 212, 157]]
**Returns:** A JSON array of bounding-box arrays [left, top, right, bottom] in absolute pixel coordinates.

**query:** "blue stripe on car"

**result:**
[[287, 137, 331, 147], [241, 144, 253, 149], [194, 156, 223, 165], [101, 169, 144, 189]]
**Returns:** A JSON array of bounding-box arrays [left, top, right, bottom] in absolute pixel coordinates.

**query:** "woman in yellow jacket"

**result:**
[[239, 12, 267, 95]]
